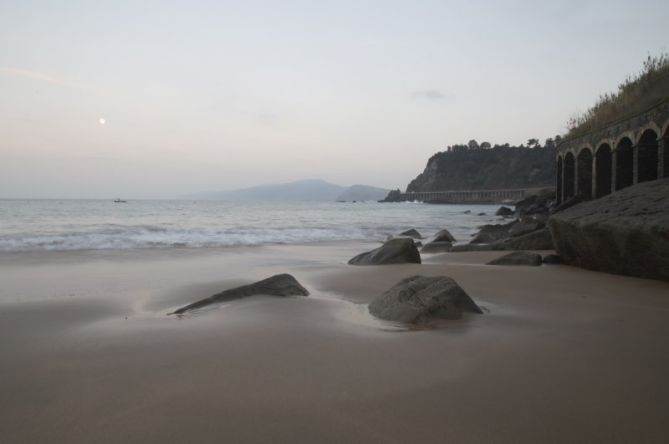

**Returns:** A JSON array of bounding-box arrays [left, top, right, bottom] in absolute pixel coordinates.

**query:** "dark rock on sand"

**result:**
[[549, 178, 669, 282], [399, 229, 423, 239], [509, 218, 545, 237], [487, 251, 542, 266], [171, 274, 309, 315], [495, 206, 514, 217], [470, 221, 515, 244], [421, 241, 452, 253], [433, 228, 456, 243], [542, 254, 561, 265], [499, 228, 554, 250], [451, 228, 554, 252], [515, 189, 555, 215], [368, 275, 483, 324], [348, 238, 421, 265]]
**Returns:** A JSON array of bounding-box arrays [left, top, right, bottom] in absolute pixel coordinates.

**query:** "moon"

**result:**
[[98, 118, 106, 125]]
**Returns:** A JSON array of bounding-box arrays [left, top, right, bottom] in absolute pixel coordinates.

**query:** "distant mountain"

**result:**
[[191, 179, 390, 202], [336, 184, 389, 202], [193, 179, 346, 201]]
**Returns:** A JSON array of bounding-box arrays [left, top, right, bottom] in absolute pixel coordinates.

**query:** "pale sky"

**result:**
[[1, 0, 668, 198]]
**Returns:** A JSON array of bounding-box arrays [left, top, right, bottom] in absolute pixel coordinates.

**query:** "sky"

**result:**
[[1, 0, 668, 198]]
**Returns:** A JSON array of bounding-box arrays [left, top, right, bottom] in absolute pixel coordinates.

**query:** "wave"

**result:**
[[0, 224, 384, 252]]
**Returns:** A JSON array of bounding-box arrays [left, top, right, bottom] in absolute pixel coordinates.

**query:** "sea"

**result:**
[[0, 199, 502, 252]]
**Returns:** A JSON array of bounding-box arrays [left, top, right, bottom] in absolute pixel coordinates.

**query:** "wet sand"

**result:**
[[2, 241, 669, 443]]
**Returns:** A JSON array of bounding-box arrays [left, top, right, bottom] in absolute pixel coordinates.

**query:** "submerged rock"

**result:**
[[549, 178, 669, 282], [348, 238, 421, 265], [421, 241, 452, 253], [170, 274, 309, 315], [487, 251, 542, 266], [433, 228, 456, 243], [399, 229, 423, 239], [369, 275, 483, 324]]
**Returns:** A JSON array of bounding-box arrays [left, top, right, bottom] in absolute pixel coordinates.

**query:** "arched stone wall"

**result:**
[[564, 152, 575, 200], [577, 147, 593, 199], [556, 156, 563, 204], [615, 137, 634, 190], [595, 143, 612, 198], [637, 128, 659, 183]]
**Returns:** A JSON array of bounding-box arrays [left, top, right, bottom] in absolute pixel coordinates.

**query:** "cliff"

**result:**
[[406, 145, 556, 192]]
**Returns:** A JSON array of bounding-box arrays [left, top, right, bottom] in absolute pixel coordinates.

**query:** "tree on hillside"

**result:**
[[544, 138, 555, 149], [468, 139, 479, 150], [527, 138, 540, 148], [481, 141, 491, 149]]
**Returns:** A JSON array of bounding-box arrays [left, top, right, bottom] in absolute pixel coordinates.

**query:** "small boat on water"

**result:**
[[113, 198, 127, 203]]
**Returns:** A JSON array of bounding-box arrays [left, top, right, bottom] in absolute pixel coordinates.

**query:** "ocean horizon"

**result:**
[[0, 199, 501, 252]]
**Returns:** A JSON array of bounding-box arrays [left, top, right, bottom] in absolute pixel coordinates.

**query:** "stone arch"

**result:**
[[595, 139, 615, 154], [662, 117, 669, 138], [577, 147, 593, 199], [595, 143, 612, 198], [637, 128, 659, 183], [615, 131, 637, 147], [564, 152, 576, 200], [576, 144, 594, 157], [556, 156, 563, 204], [615, 137, 634, 190], [636, 122, 662, 142]]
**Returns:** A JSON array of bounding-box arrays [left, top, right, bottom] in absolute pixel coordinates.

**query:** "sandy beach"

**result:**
[[2, 241, 669, 443]]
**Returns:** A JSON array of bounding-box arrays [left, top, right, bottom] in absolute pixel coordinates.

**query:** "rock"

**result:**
[[508, 218, 545, 237], [380, 189, 402, 202], [542, 254, 561, 265], [515, 189, 555, 215], [170, 274, 309, 315], [421, 241, 452, 253], [414, 241, 423, 248], [487, 251, 542, 266], [399, 229, 423, 239], [368, 275, 483, 324], [495, 206, 514, 217], [348, 238, 421, 265], [470, 221, 515, 244], [498, 228, 554, 250], [552, 194, 585, 213], [477, 212, 486, 216], [548, 178, 669, 282], [450, 228, 554, 252], [433, 228, 456, 243], [463, 210, 472, 214]]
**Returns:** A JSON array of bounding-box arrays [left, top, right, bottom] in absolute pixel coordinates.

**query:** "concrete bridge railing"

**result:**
[[397, 187, 547, 204]]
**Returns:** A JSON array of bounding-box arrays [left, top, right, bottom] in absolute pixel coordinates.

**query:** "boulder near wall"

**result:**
[[548, 178, 669, 282]]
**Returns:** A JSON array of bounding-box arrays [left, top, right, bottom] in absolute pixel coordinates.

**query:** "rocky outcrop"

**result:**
[[542, 254, 561, 265], [549, 179, 669, 282], [515, 189, 555, 216], [451, 228, 554, 252], [433, 228, 456, 243], [496, 206, 514, 217], [509, 218, 545, 237], [421, 241, 452, 253], [368, 275, 483, 324], [487, 251, 542, 266], [400, 229, 423, 239], [170, 274, 309, 315], [380, 189, 402, 202], [470, 221, 515, 244], [348, 238, 421, 265]]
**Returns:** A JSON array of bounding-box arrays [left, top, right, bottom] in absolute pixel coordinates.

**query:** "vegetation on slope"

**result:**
[[566, 53, 669, 138], [406, 141, 556, 192]]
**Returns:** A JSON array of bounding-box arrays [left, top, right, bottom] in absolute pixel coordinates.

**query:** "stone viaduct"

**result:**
[[556, 99, 669, 204], [394, 188, 543, 204]]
